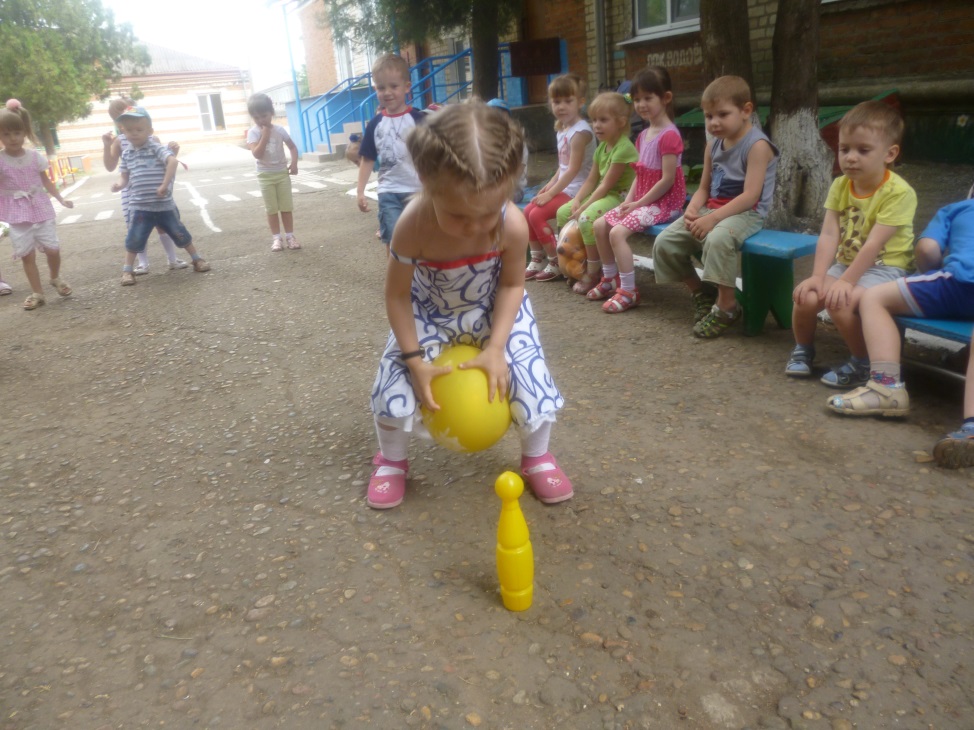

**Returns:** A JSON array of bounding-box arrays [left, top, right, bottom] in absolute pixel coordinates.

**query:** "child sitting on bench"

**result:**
[[826, 195, 974, 464]]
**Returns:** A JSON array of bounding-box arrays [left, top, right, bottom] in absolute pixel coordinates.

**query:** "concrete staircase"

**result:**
[[302, 121, 365, 163]]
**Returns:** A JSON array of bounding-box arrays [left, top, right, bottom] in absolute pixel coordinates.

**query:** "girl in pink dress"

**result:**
[[0, 100, 74, 310], [591, 68, 686, 312]]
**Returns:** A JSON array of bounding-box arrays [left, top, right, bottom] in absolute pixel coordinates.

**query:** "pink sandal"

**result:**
[[585, 276, 617, 301], [520, 453, 573, 504], [603, 287, 640, 313], [571, 272, 599, 294], [367, 453, 409, 509]]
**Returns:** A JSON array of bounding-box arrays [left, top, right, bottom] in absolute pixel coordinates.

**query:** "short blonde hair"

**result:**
[[548, 73, 586, 102], [372, 53, 410, 83], [701, 75, 752, 110], [587, 92, 631, 130], [839, 100, 904, 148]]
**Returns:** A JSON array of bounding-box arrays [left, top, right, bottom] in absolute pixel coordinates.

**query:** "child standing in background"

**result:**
[[787, 102, 916, 385], [0, 100, 73, 310], [369, 101, 572, 509], [523, 74, 595, 282], [652, 75, 778, 338], [558, 91, 638, 295], [246, 93, 301, 251], [102, 97, 188, 274], [592, 67, 686, 312], [112, 106, 210, 286], [355, 54, 425, 247]]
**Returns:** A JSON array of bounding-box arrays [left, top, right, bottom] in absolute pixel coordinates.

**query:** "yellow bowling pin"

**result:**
[[495, 471, 533, 611]]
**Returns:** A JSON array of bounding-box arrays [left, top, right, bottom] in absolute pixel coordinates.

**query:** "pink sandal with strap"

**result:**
[[520, 453, 574, 504], [603, 287, 640, 313], [585, 276, 618, 301], [367, 453, 409, 509]]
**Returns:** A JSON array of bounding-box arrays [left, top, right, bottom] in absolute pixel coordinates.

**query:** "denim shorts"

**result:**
[[827, 262, 908, 289], [377, 192, 412, 244], [126, 209, 191, 253]]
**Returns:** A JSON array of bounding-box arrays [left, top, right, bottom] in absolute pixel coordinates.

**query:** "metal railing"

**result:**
[[299, 44, 521, 155]]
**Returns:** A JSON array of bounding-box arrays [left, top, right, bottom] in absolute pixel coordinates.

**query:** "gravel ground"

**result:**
[[0, 152, 971, 730]]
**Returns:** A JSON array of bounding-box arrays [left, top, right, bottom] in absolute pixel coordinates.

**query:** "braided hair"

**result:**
[[407, 100, 524, 198]]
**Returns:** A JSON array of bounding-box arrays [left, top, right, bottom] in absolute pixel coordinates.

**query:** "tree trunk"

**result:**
[[39, 124, 57, 158], [699, 0, 754, 91], [470, 0, 500, 100], [767, 0, 832, 232]]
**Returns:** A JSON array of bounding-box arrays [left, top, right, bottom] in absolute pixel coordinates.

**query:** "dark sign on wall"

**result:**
[[509, 38, 563, 77]]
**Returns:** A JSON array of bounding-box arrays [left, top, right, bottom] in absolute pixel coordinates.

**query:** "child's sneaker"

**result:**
[[192, 259, 211, 273], [285, 234, 301, 250], [933, 423, 974, 469], [121, 271, 136, 286], [784, 344, 815, 377], [585, 276, 618, 301], [534, 262, 563, 282], [693, 304, 741, 338], [0, 280, 11, 295], [691, 284, 718, 322], [367, 453, 409, 509], [820, 357, 869, 388], [520, 453, 573, 504], [134, 263, 150, 276], [271, 237, 284, 252], [602, 287, 640, 313], [168, 259, 189, 270]]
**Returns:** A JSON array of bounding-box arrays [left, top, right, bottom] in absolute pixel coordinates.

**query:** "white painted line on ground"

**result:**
[[95, 210, 114, 220], [243, 172, 256, 178], [345, 188, 379, 201], [247, 191, 262, 197], [179, 181, 221, 233], [60, 176, 89, 197], [61, 214, 81, 225], [219, 194, 241, 202], [221, 176, 233, 180], [89, 192, 105, 199], [199, 178, 212, 182], [299, 181, 326, 189]]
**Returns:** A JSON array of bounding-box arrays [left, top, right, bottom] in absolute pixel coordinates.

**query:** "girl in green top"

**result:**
[[553, 92, 638, 294]]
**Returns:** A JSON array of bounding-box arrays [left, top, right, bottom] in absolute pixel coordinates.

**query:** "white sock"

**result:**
[[519, 420, 552, 459], [603, 263, 618, 279], [375, 417, 410, 475], [619, 271, 635, 291], [137, 251, 149, 268], [158, 232, 179, 263]]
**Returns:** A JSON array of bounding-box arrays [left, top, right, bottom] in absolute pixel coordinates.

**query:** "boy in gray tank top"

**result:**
[[652, 75, 778, 338]]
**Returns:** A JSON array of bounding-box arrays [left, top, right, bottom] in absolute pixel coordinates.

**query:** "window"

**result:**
[[635, 0, 700, 37], [197, 93, 226, 132]]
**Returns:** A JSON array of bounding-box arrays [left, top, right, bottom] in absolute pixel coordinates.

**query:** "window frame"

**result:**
[[196, 92, 226, 133], [632, 0, 700, 40]]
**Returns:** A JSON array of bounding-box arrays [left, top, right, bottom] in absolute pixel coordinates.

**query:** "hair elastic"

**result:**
[[400, 349, 424, 361]]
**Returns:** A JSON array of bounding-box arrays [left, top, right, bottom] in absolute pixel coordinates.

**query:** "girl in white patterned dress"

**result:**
[[0, 100, 73, 310], [368, 101, 573, 509]]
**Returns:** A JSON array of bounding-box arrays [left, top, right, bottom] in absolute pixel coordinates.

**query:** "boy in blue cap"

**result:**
[[111, 106, 210, 286]]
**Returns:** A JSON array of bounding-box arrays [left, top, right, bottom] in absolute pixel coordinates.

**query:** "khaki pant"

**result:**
[[652, 208, 764, 289]]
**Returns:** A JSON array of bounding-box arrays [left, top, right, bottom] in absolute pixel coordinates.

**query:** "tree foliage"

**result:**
[[0, 0, 150, 153], [321, 0, 521, 99]]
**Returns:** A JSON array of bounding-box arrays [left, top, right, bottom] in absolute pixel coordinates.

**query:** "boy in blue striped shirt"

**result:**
[[112, 106, 210, 286]]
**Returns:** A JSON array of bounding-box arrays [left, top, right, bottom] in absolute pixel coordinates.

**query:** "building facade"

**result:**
[[56, 44, 252, 169]]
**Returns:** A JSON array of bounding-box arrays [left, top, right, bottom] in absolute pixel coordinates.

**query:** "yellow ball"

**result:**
[[421, 344, 512, 453]]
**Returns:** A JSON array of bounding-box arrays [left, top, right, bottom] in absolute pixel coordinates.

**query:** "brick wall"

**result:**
[[301, 3, 338, 96], [544, 0, 590, 90]]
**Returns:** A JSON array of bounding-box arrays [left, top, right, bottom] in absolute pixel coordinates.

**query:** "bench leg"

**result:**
[[740, 253, 795, 337]]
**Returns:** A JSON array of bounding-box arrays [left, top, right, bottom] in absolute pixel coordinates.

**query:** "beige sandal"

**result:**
[[50, 277, 72, 296], [826, 380, 910, 417], [192, 258, 211, 273], [23, 292, 45, 310]]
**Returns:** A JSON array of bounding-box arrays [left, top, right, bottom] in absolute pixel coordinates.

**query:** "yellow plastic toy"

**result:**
[[495, 471, 533, 611], [421, 344, 512, 452]]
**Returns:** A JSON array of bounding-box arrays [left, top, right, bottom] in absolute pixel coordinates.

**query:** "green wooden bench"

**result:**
[[644, 223, 817, 336]]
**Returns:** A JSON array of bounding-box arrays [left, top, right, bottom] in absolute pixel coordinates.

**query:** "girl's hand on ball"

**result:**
[[459, 348, 509, 403], [409, 360, 451, 411]]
